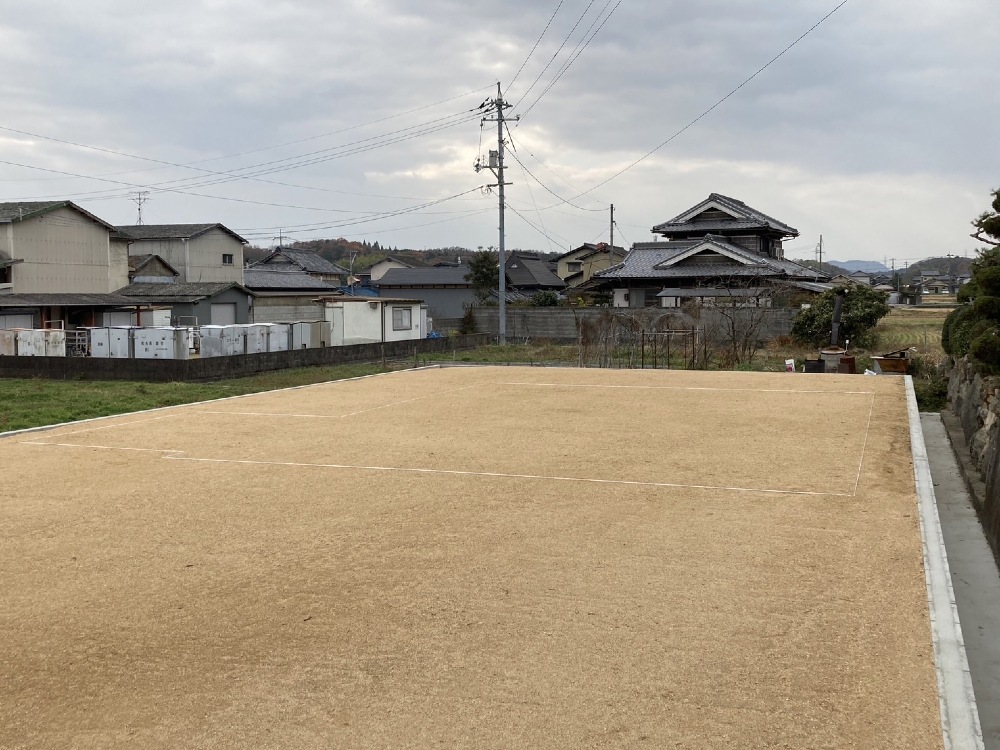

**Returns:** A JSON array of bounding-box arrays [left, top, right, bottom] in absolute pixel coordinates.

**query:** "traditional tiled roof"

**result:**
[[595, 236, 823, 282], [0, 293, 141, 308], [128, 254, 180, 276], [505, 252, 566, 289], [0, 200, 116, 229], [243, 269, 337, 290], [253, 248, 348, 275], [116, 281, 251, 301], [114, 223, 248, 244], [376, 267, 472, 286], [652, 193, 798, 237]]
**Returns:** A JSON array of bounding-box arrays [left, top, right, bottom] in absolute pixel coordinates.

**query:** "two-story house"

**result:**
[[554, 243, 626, 288], [0, 201, 129, 295], [115, 224, 247, 284], [592, 194, 826, 308]]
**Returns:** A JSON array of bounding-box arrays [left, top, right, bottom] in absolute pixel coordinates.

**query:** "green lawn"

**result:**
[[0, 363, 389, 433]]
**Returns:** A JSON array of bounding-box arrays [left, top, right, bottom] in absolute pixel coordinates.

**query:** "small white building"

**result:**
[[319, 297, 427, 346]]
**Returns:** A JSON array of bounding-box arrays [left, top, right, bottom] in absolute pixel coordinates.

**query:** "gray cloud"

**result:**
[[0, 0, 996, 260]]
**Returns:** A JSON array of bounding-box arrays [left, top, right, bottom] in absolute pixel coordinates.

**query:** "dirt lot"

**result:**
[[0, 367, 942, 749]]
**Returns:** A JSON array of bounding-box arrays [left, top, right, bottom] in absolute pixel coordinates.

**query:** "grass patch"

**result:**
[[0, 362, 388, 433]]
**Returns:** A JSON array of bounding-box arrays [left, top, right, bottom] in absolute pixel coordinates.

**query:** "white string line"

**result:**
[[35, 413, 179, 438], [160, 456, 846, 496], [20, 439, 853, 496], [499, 382, 876, 395], [193, 383, 483, 420], [852, 392, 878, 497], [20, 441, 183, 454]]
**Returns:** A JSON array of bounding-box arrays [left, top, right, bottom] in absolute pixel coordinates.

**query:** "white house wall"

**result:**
[[8, 207, 115, 294], [128, 228, 244, 284], [109, 239, 130, 291], [342, 303, 383, 345], [383, 303, 422, 342]]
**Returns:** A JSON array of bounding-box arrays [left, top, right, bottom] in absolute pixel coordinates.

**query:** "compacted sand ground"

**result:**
[[0, 367, 942, 748]]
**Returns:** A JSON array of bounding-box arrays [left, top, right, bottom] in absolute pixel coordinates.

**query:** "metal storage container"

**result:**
[[109, 328, 133, 359], [88, 328, 111, 358], [244, 324, 267, 354], [169, 327, 192, 360], [43, 329, 66, 357], [265, 323, 290, 352], [310, 321, 332, 348], [16, 330, 46, 357], [134, 328, 174, 359], [290, 322, 311, 350], [0, 330, 16, 356]]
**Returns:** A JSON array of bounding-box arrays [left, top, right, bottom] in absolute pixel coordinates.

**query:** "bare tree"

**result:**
[[683, 274, 792, 368]]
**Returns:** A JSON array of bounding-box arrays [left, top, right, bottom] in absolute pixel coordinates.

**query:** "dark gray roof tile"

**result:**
[[376, 266, 472, 286], [243, 269, 337, 290]]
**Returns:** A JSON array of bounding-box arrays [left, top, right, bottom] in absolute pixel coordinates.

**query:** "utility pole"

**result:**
[[609, 204, 615, 254], [130, 191, 150, 225], [475, 82, 517, 344], [816, 234, 824, 270]]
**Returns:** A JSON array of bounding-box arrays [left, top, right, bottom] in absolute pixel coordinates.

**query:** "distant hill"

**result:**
[[829, 260, 891, 274]]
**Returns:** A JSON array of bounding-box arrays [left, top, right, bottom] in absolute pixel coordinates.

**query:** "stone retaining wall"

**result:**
[[947, 355, 1000, 561]]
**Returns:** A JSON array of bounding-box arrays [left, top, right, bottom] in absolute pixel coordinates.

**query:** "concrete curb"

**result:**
[[0, 364, 443, 441], [907, 376, 985, 750]]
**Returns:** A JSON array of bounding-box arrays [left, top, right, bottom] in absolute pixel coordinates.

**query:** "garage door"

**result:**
[[210, 303, 237, 325], [0, 314, 34, 329]]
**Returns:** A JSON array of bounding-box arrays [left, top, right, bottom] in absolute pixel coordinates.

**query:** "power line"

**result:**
[[10, 111, 482, 203], [569, 0, 851, 202], [505, 1, 565, 96], [0, 84, 496, 183], [507, 203, 572, 248], [511, 0, 600, 109], [519, 0, 622, 121]]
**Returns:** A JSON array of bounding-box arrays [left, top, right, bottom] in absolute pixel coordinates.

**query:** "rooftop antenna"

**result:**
[[129, 191, 150, 225]]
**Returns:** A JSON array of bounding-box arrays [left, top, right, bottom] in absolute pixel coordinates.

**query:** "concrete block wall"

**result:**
[[469, 307, 798, 343], [0, 334, 490, 382]]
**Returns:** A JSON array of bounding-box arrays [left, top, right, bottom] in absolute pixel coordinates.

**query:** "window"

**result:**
[[567, 261, 583, 272], [222, 253, 234, 265], [392, 306, 412, 330]]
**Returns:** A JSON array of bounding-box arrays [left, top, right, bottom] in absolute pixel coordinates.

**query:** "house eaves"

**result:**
[[0, 201, 116, 230], [652, 193, 798, 237], [114, 223, 249, 244]]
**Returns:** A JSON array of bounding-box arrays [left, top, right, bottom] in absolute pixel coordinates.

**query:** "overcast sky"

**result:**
[[0, 0, 996, 265]]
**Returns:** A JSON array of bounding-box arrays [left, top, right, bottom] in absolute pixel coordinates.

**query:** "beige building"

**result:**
[[554, 242, 626, 288], [115, 224, 247, 284], [0, 201, 128, 294]]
